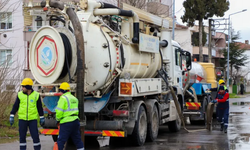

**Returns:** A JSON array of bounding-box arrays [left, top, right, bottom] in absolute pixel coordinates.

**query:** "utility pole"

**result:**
[[172, 0, 175, 40], [226, 16, 230, 90], [208, 19, 213, 63], [226, 9, 247, 90]]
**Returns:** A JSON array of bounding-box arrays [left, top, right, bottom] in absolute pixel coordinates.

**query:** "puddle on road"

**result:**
[[229, 104, 250, 150], [229, 134, 250, 150], [231, 102, 250, 106], [230, 112, 246, 115]]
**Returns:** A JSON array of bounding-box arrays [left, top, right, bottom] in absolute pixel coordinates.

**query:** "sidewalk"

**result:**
[[0, 135, 54, 150], [233, 94, 250, 98]]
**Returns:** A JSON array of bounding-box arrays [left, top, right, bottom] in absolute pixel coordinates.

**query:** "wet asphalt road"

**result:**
[[1, 95, 250, 150], [228, 96, 250, 150]]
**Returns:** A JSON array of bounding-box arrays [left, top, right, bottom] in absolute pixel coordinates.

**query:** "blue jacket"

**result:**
[[216, 92, 229, 109]]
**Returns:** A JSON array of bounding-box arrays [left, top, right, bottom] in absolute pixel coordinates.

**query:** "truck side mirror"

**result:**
[[181, 51, 192, 71]]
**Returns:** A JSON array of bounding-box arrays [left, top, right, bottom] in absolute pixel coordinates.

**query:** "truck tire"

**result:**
[[146, 105, 159, 142], [202, 96, 208, 125], [131, 105, 147, 146], [168, 102, 181, 132]]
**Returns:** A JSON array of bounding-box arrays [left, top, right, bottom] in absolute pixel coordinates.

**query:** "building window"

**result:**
[[32, 16, 44, 31], [35, 16, 43, 30], [0, 12, 12, 30], [193, 54, 208, 62], [0, 49, 12, 66]]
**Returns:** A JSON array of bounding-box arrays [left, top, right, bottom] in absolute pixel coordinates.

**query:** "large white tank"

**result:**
[[182, 62, 207, 87], [29, 12, 161, 93]]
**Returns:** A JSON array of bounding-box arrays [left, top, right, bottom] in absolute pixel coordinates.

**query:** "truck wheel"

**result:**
[[168, 102, 181, 132], [147, 105, 159, 142], [202, 96, 208, 125], [131, 105, 147, 146]]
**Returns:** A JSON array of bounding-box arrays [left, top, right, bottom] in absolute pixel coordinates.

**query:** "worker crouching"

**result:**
[[55, 82, 84, 150], [211, 86, 229, 133]]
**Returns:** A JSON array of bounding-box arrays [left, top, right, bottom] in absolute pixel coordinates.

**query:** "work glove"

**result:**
[[40, 116, 45, 126], [9, 115, 14, 126], [211, 100, 217, 104]]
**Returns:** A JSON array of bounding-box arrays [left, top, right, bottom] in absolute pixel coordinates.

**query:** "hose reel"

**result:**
[[29, 26, 77, 84]]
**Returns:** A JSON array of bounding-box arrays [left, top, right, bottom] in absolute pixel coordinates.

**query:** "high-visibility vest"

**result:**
[[217, 85, 228, 91], [18, 91, 39, 120], [55, 92, 79, 124]]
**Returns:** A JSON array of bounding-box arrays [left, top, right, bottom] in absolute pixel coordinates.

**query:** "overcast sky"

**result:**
[[175, 0, 249, 43]]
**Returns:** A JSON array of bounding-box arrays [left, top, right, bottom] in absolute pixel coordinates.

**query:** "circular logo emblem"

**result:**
[[41, 46, 53, 66], [30, 99, 34, 103]]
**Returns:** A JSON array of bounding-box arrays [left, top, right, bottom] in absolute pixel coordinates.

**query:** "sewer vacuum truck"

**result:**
[[182, 62, 217, 124], [29, 0, 192, 146]]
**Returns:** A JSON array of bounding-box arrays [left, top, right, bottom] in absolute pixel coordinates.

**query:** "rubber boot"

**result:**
[[220, 123, 224, 131], [224, 126, 227, 133]]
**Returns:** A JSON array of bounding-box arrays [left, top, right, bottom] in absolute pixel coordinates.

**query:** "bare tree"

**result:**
[[231, 66, 250, 85], [102, 0, 172, 17], [0, 0, 25, 121], [0, 56, 24, 121]]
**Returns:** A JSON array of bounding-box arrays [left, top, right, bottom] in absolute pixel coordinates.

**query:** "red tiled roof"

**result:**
[[176, 24, 188, 29], [236, 42, 250, 50]]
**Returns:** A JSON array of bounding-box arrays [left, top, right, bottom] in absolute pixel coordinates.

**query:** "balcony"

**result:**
[[192, 46, 208, 55], [213, 32, 226, 40], [213, 47, 225, 58], [147, 2, 170, 17], [23, 26, 39, 41], [23, 0, 79, 7]]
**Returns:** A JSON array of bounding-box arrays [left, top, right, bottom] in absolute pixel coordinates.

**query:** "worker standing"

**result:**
[[211, 86, 229, 133], [9, 78, 44, 150], [240, 83, 244, 95], [55, 82, 84, 150]]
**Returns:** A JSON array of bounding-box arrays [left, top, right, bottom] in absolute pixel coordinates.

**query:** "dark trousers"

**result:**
[[216, 107, 229, 127], [241, 89, 244, 95], [57, 119, 84, 150], [19, 120, 41, 150]]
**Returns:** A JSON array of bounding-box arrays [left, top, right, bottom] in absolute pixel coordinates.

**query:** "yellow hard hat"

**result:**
[[218, 79, 225, 85], [59, 82, 70, 90], [21, 78, 33, 86]]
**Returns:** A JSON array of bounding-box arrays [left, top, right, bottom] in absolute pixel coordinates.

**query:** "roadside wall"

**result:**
[[229, 85, 250, 93]]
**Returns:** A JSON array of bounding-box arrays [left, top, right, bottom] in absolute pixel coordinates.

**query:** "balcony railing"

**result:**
[[24, 26, 41, 32], [23, 26, 38, 41]]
